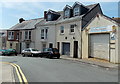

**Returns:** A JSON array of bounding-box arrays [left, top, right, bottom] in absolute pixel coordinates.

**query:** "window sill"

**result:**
[[69, 32, 75, 35], [60, 33, 64, 35]]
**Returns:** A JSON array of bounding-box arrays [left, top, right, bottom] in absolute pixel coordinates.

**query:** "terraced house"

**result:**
[[35, 10, 61, 51], [6, 1, 119, 63], [7, 18, 43, 53], [56, 2, 102, 58]]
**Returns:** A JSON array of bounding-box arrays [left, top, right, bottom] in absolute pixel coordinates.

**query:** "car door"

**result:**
[[26, 49, 31, 55], [23, 49, 28, 55]]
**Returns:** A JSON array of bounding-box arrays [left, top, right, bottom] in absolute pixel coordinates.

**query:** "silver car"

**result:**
[[21, 48, 41, 57]]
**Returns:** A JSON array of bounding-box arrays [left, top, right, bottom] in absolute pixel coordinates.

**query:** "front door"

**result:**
[[73, 41, 78, 58]]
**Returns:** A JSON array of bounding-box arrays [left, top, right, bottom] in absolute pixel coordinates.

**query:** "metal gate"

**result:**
[[89, 34, 110, 61]]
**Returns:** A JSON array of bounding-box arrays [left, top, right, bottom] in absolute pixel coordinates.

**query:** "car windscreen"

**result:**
[[32, 49, 39, 51], [43, 48, 52, 52]]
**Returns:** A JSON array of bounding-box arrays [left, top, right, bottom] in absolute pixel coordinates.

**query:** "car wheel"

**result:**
[[31, 54, 34, 57], [22, 54, 25, 57], [49, 55, 52, 59], [57, 56, 60, 59]]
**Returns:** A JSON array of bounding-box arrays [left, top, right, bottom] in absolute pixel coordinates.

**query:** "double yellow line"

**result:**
[[2, 62, 28, 84]]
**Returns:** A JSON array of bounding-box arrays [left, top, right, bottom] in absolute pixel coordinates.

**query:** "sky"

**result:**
[[0, 0, 119, 29]]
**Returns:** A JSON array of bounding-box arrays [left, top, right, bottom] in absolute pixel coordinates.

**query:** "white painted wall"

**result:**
[[56, 20, 81, 58], [82, 14, 119, 63], [35, 25, 56, 51]]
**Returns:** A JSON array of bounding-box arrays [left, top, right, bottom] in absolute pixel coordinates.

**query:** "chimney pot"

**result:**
[[19, 18, 25, 23], [44, 11, 47, 19]]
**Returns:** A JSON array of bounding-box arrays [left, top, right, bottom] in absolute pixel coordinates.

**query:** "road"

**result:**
[[0, 55, 118, 82]]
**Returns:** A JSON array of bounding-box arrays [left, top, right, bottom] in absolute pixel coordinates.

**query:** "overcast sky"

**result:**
[[0, 0, 119, 29]]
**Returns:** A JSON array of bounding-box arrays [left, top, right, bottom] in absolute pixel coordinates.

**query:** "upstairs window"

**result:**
[[60, 26, 64, 34], [47, 14, 52, 21], [25, 31, 28, 39], [73, 7, 79, 16], [29, 31, 31, 39], [64, 9, 69, 18], [45, 28, 48, 39], [25, 31, 31, 40], [8, 31, 14, 40], [41, 28, 48, 39], [19, 32, 22, 40], [41, 29, 44, 39], [16, 32, 19, 40], [70, 25, 75, 33]]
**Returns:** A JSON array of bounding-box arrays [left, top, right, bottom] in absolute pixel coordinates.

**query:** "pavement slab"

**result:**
[[0, 62, 15, 83]]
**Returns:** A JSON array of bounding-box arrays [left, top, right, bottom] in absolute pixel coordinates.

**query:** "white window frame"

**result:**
[[41, 29, 44, 39], [73, 7, 79, 16], [64, 9, 69, 18], [8, 31, 14, 40], [47, 14, 52, 21], [41, 27, 48, 39], [25, 31, 31, 40], [25, 31, 28, 39], [29, 31, 31, 39], [70, 25, 75, 34], [60, 26, 64, 34], [16, 32, 19, 40]]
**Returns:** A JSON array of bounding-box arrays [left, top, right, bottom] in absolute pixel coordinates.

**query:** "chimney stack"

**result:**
[[19, 18, 25, 23], [44, 11, 47, 19]]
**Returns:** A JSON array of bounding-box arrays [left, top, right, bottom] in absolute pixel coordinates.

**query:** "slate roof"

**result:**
[[8, 18, 43, 30], [63, 5, 72, 10], [47, 9, 60, 15], [57, 3, 98, 24]]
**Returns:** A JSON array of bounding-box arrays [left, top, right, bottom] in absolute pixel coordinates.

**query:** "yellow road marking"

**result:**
[[14, 63, 28, 84], [10, 63, 23, 84], [1, 62, 28, 84]]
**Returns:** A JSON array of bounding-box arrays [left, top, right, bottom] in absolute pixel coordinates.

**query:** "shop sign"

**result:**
[[89, 25, 113, 33]]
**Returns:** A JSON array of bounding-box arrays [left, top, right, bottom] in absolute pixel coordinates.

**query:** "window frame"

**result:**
[[25, 31, 31, 40], [60, 26, 64, 34], [73, 7, 80, 16], [41, 29, 44, 39], [70, 25, 75, 34], [8, 31, 14, 40], [64, 9, 70, 18], [47, 14, 52, 21]]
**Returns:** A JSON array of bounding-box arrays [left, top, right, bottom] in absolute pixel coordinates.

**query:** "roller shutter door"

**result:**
[[89, 34, 110, 61]]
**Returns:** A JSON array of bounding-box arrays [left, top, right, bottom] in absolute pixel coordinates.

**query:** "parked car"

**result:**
[[40, 48, 60, 59], [21, 48, 41, 57], [0, 49, 7, 56], [2, 49, 17, 56]]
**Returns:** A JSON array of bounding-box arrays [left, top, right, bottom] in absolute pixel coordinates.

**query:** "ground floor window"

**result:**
[[42, 43, 46, 51]]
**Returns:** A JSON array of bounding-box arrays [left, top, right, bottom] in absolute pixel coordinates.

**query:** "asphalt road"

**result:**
[[0, 55, 118, 82]]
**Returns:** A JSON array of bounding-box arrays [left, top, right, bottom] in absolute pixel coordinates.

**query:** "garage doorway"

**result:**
[[62, 43, 70, 55], [89, 34, 110, 61]]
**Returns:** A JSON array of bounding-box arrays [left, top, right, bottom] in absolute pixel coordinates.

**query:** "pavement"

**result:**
[[0, 62, 15, 84], [61, 55, 119, 69], [0, 55, 119, 83]]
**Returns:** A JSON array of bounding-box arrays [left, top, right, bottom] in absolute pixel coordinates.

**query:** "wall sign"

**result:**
[[89, 25, 113, 33]]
